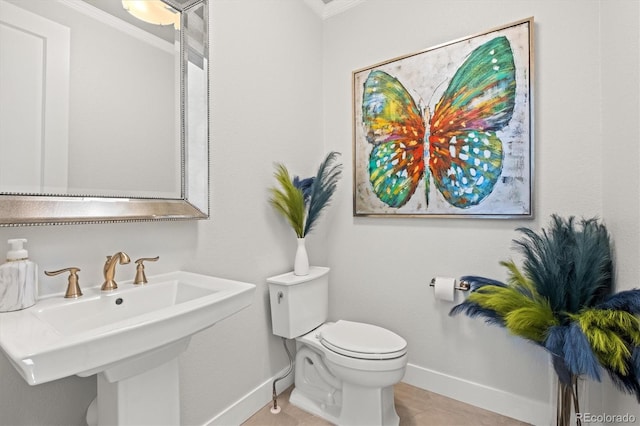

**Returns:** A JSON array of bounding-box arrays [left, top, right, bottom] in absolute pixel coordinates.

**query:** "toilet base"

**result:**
[[341, 383, 399, 426], [290, 382, 399, 426], [289, 324, 405, 426], [290, 387, 341, 424]]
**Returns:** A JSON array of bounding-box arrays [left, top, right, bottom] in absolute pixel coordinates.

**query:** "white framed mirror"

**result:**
[[0, 0, 209, 225]]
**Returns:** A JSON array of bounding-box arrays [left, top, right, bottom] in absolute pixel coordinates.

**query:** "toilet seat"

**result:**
[[319, 320, 407, 360]]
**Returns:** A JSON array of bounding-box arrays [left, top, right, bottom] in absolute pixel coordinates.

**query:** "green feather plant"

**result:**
[[449, 215, 640, 425], [269, 164, 306, 238], [574, 309, 640, 375], [269, 152, 342, 238]]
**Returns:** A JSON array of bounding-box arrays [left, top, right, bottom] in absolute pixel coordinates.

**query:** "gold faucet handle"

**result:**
[[133, 256, 159, 285], [45, 267, 83, 299]]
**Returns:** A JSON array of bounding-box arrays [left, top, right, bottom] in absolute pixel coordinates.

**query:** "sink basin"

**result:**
[[0, 271, 255, 385], [35, 278, 218, 336]]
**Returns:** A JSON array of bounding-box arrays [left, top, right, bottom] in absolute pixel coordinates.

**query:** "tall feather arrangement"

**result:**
[[449, 215, 640, 426], [269, 152, 342, 238]]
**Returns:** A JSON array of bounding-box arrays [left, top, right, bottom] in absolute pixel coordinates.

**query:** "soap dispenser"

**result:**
[[0, 239, 38, 312]]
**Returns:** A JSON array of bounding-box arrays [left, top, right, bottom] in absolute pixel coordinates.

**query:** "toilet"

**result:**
[[267, 266, 408, 426]]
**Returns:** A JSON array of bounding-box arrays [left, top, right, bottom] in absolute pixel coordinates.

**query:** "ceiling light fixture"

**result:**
[[121, 0, 180, 29]]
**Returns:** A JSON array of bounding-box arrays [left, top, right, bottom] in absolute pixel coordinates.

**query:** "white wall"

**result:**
[[0, 0, 323, 425], [1, 0, 640, 425], [601, 0, 640, 418], [179, 1, 324, 424], [323, 0, 639, 423]]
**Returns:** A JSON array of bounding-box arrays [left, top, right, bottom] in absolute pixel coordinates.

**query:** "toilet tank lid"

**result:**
[[266, 266, 329, 286], [320, 320, 407, 359]]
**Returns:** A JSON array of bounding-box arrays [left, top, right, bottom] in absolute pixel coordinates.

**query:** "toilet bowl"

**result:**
[[267, 267, 408, 426]]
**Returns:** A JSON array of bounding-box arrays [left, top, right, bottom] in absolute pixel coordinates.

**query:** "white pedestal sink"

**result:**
[[0, 271, 255, 425]]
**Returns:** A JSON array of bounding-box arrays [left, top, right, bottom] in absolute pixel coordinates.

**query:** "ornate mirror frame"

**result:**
[[0, 0, 209, 226]]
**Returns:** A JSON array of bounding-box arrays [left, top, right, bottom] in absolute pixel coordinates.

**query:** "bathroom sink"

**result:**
[[35, 278, 218, 336], [0, 271, 255, 385]]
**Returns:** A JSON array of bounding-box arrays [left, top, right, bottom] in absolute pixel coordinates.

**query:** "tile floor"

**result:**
[[242, 382, 530, 425]]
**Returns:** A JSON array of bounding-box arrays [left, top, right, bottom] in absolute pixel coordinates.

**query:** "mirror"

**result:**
[[0, 0, 209, 225]]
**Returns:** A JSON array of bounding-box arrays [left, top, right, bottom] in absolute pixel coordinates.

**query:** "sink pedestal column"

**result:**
[[84, 338, 190, 426], [96, 358, 180, 426]]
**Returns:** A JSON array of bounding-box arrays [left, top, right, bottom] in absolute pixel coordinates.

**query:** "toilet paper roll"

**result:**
[[434, 277, 456, 302]]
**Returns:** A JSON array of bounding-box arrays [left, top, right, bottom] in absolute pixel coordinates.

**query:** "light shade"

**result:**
[[121, 0, 180, 29]]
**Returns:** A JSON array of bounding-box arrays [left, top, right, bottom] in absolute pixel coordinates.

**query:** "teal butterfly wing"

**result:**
[[428, 36, 516, 208], [362, 70, 426, 208]]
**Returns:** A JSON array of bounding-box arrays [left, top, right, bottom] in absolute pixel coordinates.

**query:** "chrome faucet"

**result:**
[[101, 251, 131, 291]]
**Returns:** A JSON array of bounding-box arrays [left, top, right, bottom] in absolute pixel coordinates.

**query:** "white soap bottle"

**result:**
[[0, 239, 38, 312]]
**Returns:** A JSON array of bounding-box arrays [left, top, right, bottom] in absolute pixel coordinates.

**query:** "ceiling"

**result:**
[[87, 0, 363, 23], [303, 0, 365, 19]]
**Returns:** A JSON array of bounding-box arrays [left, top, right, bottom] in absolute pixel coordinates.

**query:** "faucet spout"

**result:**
[[101, 251, 131, 291]]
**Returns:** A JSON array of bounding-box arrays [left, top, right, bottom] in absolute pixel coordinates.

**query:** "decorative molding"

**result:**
[[303, 0, 365, 20]]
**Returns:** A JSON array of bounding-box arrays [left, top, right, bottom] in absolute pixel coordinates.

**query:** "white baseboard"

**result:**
[[205, 362, 551, 426], [205, 366, 295, 426], [402, 362, 552, 425]]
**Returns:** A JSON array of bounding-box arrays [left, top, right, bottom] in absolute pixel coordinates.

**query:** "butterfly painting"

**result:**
[[353, 18, 532, 217]]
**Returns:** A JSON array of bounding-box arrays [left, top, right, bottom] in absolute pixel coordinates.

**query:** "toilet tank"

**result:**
[[267, 266, 329, 339]]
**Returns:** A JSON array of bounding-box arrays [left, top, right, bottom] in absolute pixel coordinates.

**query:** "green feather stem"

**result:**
[[269, 164, 306, 238], [500, 259, 537, 296], [575, 309, 640, 375], [505, 305, 558, 343], [467, 284, 557, 343], [467, 286, 531, 319]]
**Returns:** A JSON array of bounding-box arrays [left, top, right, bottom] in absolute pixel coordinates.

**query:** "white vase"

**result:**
[[294, 237, 309, 276]]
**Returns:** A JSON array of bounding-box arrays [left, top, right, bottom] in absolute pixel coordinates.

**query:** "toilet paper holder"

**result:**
[[429, 278, 471, 291]]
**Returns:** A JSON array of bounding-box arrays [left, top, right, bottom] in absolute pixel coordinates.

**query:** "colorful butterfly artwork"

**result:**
[[354, 19, 532, 217]]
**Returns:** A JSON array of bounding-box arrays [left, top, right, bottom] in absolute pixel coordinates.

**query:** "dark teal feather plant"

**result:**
[[450, 215, 640, 425], [269, 152, 342, 238]]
